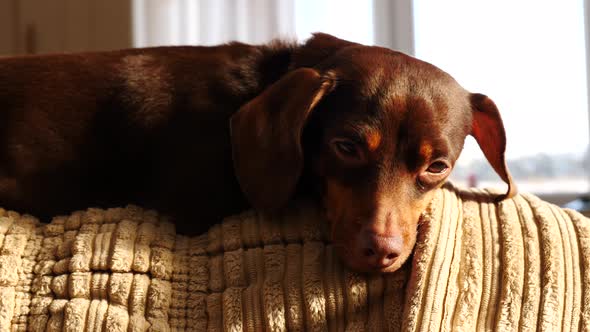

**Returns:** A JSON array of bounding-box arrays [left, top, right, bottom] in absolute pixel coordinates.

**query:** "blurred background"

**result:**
[[1, 0, 589, 209]]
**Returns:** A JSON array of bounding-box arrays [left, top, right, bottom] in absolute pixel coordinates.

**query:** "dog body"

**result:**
[[0, 34, 515, 272], [0, 42, 287, 233]]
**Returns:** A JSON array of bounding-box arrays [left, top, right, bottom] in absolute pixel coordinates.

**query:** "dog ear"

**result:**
[[470, 93, 517, 200], [230, 68, 335, 210]]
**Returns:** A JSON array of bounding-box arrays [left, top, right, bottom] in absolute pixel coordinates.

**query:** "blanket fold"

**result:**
[[0, 184, 589, 331]]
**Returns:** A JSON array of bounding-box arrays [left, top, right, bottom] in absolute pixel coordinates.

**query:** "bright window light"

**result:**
[[414, 0, 590, 194], [294, 0, 373, 44]]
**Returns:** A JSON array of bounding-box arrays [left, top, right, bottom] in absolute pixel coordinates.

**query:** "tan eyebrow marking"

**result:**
[[366, 131, 382, 151], [420, 143, 433, 160]]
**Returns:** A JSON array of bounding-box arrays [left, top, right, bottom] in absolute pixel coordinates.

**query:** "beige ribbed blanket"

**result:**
[[1, 184, 589, 331]]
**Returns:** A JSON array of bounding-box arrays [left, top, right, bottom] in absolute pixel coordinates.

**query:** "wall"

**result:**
[[0, 0, 133, 56]]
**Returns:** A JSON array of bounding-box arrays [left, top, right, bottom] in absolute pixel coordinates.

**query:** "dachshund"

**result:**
[[0, 33, 515, 273]]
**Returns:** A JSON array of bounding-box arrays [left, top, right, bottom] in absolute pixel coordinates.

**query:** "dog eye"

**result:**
[[330, 138, 364, 162], [417, 160, 451, 191], [426, 161, 449, 174], [334, 140, 356, 155]]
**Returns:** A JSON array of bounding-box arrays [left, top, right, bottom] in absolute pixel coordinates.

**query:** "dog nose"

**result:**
[[360, 232, 403, 269]]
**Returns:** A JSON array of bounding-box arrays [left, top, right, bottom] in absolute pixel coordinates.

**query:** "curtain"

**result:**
[[372, 0, 414, 55], [132, 0, 296, 47]]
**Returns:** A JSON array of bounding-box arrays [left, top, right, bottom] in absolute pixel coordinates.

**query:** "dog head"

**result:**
[[230, 33, 515, 273]]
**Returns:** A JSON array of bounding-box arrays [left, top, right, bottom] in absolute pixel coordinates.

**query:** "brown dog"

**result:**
[[0, 33, 515, 273]]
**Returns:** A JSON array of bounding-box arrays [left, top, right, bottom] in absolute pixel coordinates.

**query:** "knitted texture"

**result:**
[[0, 184, 589, 331]]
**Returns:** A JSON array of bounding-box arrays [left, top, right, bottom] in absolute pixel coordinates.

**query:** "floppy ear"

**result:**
[[470, 93, 517, 200], [230, 68, 335, 210]]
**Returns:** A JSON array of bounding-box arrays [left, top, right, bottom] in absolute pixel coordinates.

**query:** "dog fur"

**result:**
[[0, 33, 515, 272]]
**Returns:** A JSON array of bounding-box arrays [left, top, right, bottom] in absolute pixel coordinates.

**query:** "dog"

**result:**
[[0, 33, 515, 273]]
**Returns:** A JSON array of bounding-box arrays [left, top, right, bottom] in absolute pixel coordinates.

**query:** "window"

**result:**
[[413, 0, 590, 195], [294, 0, 373, 45]]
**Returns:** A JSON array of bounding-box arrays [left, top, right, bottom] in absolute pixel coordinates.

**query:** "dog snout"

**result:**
[[359, 231, 403, 269]]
